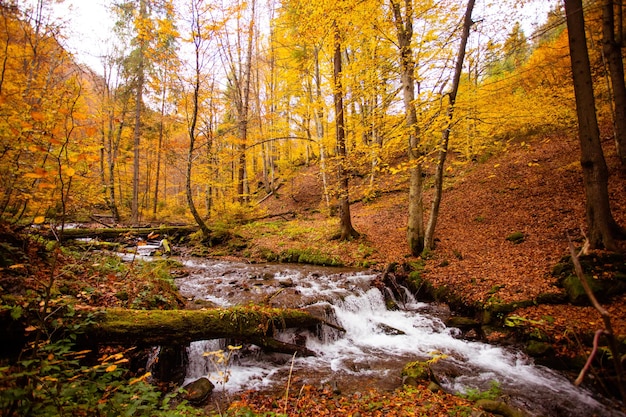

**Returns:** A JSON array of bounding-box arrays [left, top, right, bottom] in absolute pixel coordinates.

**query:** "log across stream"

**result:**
[[167, 258, 624, 417]]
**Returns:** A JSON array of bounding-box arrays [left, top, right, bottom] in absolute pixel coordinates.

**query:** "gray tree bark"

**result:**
[[424, 0, 475, 251], [601, 0, 626, 165], [333, 25, 359, 240], [564, 0, 624, 250], [391, 0, 423, 256]]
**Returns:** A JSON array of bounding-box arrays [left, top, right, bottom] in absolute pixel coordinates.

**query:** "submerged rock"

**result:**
[[377, 323, 405, 335], [475, 399, 526, 417]]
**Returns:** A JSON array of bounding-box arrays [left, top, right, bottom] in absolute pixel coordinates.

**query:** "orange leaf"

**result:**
[[30, 111, 45, 122]]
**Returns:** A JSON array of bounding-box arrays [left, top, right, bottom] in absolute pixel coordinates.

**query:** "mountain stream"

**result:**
[[171, 258, 623, 417]]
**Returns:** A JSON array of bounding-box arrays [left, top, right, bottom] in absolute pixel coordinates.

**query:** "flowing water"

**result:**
[[173, 258, 623, 417]]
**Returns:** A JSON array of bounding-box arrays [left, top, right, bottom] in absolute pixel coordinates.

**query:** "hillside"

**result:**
[[252, 131, 626, 356]]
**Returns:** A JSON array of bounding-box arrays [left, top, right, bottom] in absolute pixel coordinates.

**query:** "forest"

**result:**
[[1, 0, 626, 415]]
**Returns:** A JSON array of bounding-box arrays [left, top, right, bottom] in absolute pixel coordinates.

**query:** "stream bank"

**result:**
[[153, 254, 622, 416]]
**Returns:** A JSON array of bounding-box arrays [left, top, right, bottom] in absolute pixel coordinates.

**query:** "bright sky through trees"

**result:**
[[47, 0, 557, 76]]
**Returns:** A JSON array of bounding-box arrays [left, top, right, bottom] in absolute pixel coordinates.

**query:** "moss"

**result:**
[[562, 274, 602, 304], [278, 248, 342, 266], [257, 247, 279, 262], [401, 360, 431, 387], [525, 340, 554, 357], [115, 291, 129, 301], [505, 231, 525, 244], [93, 307, 323, 346], [535, 291, 566, 304]]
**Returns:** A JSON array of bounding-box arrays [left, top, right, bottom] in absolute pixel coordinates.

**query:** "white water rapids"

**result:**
[[173, 259, 623, 416]]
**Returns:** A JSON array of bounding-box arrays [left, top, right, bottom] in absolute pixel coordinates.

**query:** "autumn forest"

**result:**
[[0, 0, 576, 234], [2, 0, 626, 415]]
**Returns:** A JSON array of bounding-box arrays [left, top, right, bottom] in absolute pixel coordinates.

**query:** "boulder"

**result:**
[[182, 377, 214, 404]]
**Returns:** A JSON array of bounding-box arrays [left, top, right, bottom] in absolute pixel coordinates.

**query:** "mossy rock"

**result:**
[[553, 252, 626, 304], [561, 274, 626, 305], [446, 316, 480, 330], [405, 270, 433, 299], [475, 399, 525, 417], [278, 248, 342, 266], [535, 291, 566, 305], [486, 299, 534, 315], [505, 231, 525, 244], [525, 340, 554, 357], [401, 360, 432, 387], [562, 274, 600, 304]]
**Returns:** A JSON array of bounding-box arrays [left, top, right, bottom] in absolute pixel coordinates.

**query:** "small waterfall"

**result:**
[[177, 259, 624, 417]]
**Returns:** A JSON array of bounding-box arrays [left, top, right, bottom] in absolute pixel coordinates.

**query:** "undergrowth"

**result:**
[[0, 232, 200, 417]]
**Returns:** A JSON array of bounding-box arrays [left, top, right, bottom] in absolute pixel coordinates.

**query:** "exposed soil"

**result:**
[[255, 132, 626, 363]]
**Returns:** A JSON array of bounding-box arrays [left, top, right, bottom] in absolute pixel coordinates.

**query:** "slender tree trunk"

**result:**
[[237, 0, 256, 203], [153, 72, 167, 216], [186, 1, 211, 238], [391, 0, 423, 256], [314, 46, 330, 208], [104, 118, 122, 223], [333, 25, 359, 240], [564, 0, 623, 250], [131, 0, 147, 225], [424, 0, 475, 251], [602, 0, 626, 165]]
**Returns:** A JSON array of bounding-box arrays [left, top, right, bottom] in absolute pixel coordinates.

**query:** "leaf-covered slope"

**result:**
[[256, 132, 626, 338]]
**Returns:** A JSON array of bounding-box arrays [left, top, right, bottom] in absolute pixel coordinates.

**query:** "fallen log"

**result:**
[[52, 225, 199, 240], [83, 307, 340, 355]]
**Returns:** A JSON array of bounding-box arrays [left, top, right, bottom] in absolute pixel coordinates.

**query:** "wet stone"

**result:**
[[183, 377, 214, 404]]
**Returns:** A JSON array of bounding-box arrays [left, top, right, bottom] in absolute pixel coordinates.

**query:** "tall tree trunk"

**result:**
[[237, 0, 256, 203], [186, 1, 211, 238], [131, 0, 147, 225], [333, 25, 359, 240], [153, 72, 167, 217], [602, 0, 626, 165], [564, 0, 623, 250], [424, 0, 475, 251], [391, 0, 423, 256], [105, 117, 122, 223], [314, 46, 330, 208]]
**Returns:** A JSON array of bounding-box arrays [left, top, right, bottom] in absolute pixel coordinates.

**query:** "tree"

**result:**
[[96, 50, 132, 223], [0, 1, 99, 225], [502, 22, 529, 72], [130, 0, 147, 225], [601, 0, 626, 165], [564, 0, 624, 250], [218, 0, 257, 204], [391, 0, 424, 256], [112, 0, 177, 224], [424, 0, 475, 251], [183, 0, 212, 238], [332, 23, 359, 240], [149, 0, 179, 216]]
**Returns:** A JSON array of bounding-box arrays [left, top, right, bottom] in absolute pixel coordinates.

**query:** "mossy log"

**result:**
[[84, 307, 337, 356], [53, 225, 199, 240]]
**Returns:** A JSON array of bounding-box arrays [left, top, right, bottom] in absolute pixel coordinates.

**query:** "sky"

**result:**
[[48, 0, 558, 76], [53, 0, 114, 74]]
